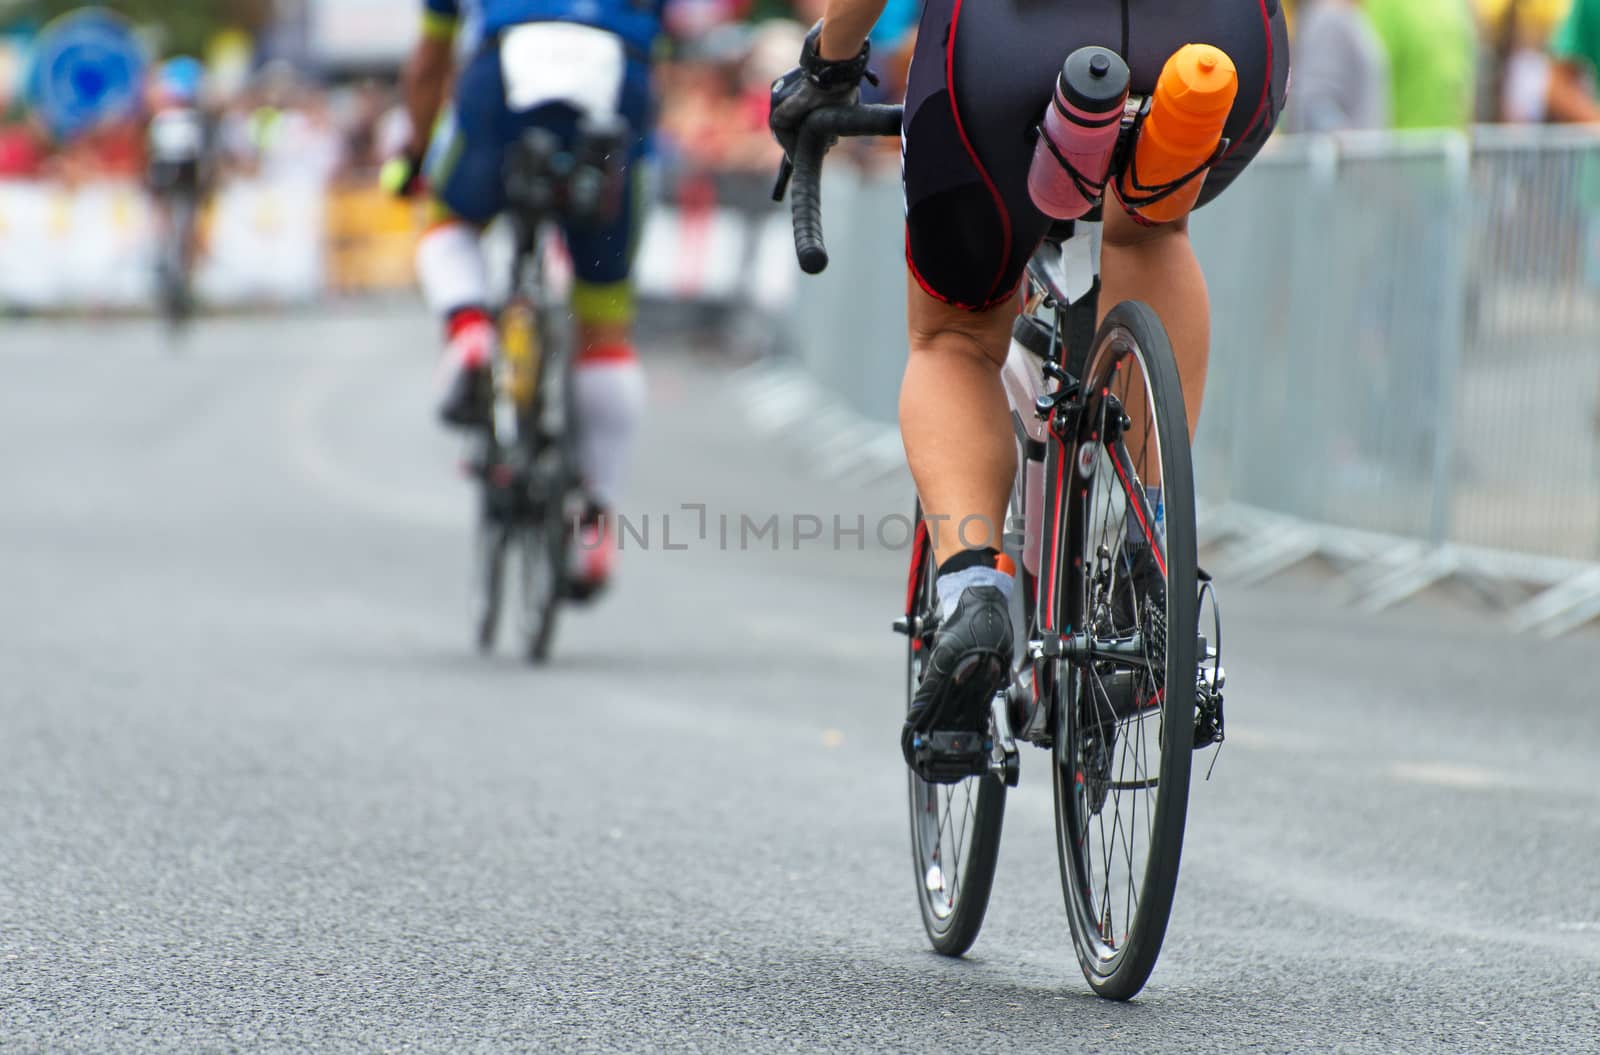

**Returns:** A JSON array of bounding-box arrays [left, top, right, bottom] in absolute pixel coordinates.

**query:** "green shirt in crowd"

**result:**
[[1363, 0, 1479, 129], [1551, 0, 1600, 75]]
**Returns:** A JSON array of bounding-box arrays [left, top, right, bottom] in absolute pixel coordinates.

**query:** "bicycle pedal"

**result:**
[[910, 731, 992, 785]]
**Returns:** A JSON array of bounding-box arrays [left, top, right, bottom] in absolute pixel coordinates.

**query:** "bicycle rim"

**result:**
[[1051, 301, 1197, 1000], [905, 510, 1006, 957]]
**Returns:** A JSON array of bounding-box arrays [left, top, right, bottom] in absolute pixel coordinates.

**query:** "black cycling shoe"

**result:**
[[438, 362, 491, 429], [903, 585, 1013, 785]]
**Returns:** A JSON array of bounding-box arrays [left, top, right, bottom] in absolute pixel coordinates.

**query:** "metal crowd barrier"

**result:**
[[782, 128, 1600, 635]]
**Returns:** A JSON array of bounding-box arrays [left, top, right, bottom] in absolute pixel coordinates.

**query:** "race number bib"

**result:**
[[500, 23, 625, 117]]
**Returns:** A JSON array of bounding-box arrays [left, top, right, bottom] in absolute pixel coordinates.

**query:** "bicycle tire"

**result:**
[[517, 305, 577, 665], [518, 456, 567, 664], [474, 512, 510, 654], [904, 504, 1007, 957], [161, 196, 197, 330], [1050, 300, 1198, 1000]]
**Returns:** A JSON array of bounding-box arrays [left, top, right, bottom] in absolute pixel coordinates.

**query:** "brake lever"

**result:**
[[771, 156, 793, 202]]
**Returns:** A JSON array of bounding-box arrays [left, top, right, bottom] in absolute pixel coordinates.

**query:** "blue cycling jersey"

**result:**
[[424, 0, 665, 56]]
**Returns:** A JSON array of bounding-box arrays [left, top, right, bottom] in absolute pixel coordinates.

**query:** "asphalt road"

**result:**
[[3, 309, 1598, 1054]]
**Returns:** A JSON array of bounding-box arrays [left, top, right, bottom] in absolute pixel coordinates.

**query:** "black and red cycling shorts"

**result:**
[[903, 0, 1290, 311]]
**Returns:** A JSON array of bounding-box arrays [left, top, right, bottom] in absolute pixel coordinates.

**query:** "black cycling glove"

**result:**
[[768, 22, 874, 158]]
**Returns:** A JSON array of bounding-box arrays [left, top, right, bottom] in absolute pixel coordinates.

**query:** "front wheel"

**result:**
[[517, 444, 573, 664], [1050, 301, 1198, 1000], [905, 507, 1007, 956]]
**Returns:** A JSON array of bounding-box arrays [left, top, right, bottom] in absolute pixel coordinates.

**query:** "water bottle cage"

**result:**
[[1115, 135, 1232, 212], [1034, 122, 1114, 205]]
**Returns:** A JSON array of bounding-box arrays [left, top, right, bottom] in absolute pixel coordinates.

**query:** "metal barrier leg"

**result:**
[[1212, 512, 1323, 585], [1353, 547, 1461, 612], [1508, 567, 1600, 636]]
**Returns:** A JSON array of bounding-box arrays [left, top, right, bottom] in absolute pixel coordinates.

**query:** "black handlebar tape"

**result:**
[[788, 105, 904, 275], [805, 103, 905, 138], [790, 126, 831, 274]]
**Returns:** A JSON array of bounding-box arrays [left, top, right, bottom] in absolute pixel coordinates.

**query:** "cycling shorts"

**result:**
[[427, 27, 651, 287], [904, 0, 1291, 310]]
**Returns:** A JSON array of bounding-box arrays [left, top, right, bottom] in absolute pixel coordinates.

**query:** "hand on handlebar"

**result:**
[[772, 102, 905, 275], [380, 151, 426, 198], [768, 22, 873, 160]]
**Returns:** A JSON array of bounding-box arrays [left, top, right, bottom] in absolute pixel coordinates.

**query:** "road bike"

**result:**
[[778, 101, 1226, 1000], [469, 117, 629, 662], [151, 187, 198, 331]]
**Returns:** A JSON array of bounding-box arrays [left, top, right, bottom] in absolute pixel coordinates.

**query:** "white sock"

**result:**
[[574, 354, 646, 509], [936, 567, 1014, 621], [415, 223, 489, 317]]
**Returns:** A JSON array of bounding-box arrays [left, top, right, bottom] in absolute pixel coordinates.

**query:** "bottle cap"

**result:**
[[1059, 46, 1130, 116], [1156, 44, 1237, 119]]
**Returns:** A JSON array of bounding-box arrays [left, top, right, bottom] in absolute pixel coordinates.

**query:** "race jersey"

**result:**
[[423, 0, 666, 57]]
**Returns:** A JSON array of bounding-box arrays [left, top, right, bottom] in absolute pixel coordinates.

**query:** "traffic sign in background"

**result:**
[[24, 6, 147, 140]]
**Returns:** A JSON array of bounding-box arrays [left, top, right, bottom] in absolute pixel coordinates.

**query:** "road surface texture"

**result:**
[[3, 310, 1597, 1053]]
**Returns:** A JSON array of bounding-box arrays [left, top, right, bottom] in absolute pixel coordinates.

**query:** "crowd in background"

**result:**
[[0, 0, 1599, 188], [1284, 0, 1593, 132], [0, 60, 405, 184]]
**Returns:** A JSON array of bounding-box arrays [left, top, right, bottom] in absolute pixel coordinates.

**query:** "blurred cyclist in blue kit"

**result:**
[[386, 0, 665, 596]]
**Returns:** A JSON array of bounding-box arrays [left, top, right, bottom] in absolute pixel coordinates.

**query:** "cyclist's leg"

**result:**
[[900, 0, 1085, 571], [900, 0, 1083, 774], [1105, 0, 1290, 445], [1099, 0, 1290, 489], [898, 280, 1019, 775], [1099, 208, 1207, 449], [560, 70, 650, 592], [900, 287, 1015, 568], [416, 48, 508, 424], [565, 167, 646, 521]]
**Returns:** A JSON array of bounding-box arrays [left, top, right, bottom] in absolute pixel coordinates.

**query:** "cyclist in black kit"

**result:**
[[771, 0, 1288, 781], [144, 56, 213, 322]]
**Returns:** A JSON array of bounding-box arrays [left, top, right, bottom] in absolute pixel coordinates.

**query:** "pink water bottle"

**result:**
[[1027, 46, 1131, 220]]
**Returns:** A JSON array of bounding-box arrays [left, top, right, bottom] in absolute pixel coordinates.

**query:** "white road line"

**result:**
[[281, 349, 463, 531]]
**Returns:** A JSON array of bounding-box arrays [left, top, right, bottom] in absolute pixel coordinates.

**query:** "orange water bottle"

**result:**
[[1116, 44, 1238, 224]]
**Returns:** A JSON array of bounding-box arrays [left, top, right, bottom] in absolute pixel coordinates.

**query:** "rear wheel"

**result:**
[[474, 512, 509, 654], [1051, 300, 1198, 1000], [905, 508, 1007, 956]]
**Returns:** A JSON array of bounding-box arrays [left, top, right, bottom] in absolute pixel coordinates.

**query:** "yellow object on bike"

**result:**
[[500, 300, 541, 410]]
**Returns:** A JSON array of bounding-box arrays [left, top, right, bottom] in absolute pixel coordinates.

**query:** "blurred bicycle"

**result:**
[[466, 119, 632, 660]]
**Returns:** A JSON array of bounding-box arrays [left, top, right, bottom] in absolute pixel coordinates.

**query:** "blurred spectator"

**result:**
[[1365, 0, 1480, 128], [1479, 0, 1574, 121], [218, 64, 346, 183], [0, 116, 45, 177], [1546, 0, 1600, 120], [658, 22, 794, 180], [1283, 0, 1391, 132], [51, 116, 144, 183]]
